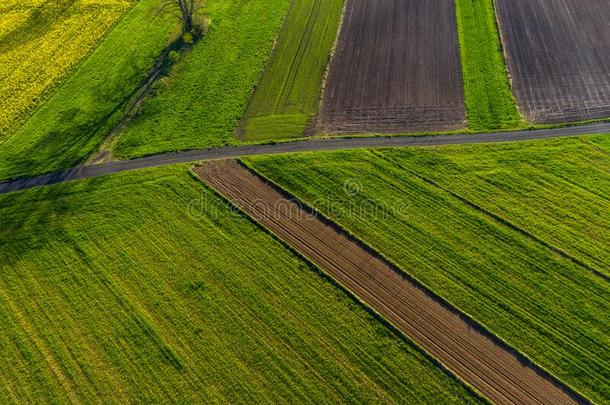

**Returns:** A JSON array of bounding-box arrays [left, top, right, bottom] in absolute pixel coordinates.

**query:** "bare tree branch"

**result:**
[[157, 0, 203, 34]]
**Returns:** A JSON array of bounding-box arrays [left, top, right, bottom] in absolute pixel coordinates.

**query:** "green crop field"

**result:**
[[0, 0, 176, 181], [1, 0, 609, 402], [381, 138, 610, 275], [246, 136, 610, 403], [0, 0, 133, 139], [114, 0, 291, 158], [0, 166, 479, 403], [0, 0, 533, 184], [455, 0, 522, 130], [240, 0, 344, 141]]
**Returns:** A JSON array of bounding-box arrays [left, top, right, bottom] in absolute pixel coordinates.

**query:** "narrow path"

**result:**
[[87, 43, 175, 165], [1, 122, 609, 194], [194, 160, 587, 405]]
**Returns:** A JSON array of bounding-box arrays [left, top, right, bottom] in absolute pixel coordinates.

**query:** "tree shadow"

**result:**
[[0, 168, 127, 268], [0, 47, 152, 181]]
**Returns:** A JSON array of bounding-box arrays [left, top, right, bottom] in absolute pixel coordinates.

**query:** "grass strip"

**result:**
[[240, 0, 344, 141], [455, 0, 522, 130]]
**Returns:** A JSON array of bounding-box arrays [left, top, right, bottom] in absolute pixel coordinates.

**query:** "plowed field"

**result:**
[[495, 0, 610, 123], [318, 0, 465, 133], [195, 159, 582, 405]]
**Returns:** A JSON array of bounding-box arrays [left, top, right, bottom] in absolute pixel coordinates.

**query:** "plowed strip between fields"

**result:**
[[194, 159, 586, 405]]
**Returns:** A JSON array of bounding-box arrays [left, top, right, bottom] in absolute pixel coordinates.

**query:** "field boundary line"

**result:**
[[489, 0, 522, 119], [316, 0, 347, 123], [236, 159, 590, 404], [371, 150, 610, 283]]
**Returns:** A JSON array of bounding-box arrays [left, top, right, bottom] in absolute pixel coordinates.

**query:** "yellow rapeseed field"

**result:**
[[0, 0, 132, 140]]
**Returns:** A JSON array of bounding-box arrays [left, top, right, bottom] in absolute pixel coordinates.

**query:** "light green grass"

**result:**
[[115, 0, 291, 158], [0, 166, 480, 403], [246, 136, 610, 403], [455, 0, 522, 130], [0, 0, 176, 181], [240, 0, 344, 141], [243, 113, 311, 140]]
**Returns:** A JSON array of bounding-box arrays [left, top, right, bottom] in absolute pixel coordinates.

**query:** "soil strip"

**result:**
[[494, 0, 610, 123], [194, 159, 586, 405]]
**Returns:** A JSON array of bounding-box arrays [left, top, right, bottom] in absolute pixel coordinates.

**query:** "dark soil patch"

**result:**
[[495, 0, 610, 123], [318, 0, 465, 133]]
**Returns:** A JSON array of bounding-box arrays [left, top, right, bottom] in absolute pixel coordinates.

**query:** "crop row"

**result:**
[[241, 0, 344, 141]]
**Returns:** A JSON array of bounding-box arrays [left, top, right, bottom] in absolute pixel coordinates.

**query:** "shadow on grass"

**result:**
[[0, 174, 115, 267], [0, 56, 149, 181]]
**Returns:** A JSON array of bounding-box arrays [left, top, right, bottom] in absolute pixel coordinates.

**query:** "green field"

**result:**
[[0, 0, 176, 181], [1, 0, 608, 403], [455, 0, 522, 130], [246, 136, 610, 403], [0, 0, 133, 139], [240, 0, 344, 141], [0, 166, 479, 403], [381, 138, 610, 275], [114, 0, 291, 158]]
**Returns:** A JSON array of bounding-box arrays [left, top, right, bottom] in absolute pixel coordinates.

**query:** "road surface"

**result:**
[[1, 122, 609, 194]]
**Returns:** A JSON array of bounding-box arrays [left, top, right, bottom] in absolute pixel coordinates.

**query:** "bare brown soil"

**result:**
[[318, 0, 465, 133], [194, 159, 583, 405], [495, 0, 610, 123]]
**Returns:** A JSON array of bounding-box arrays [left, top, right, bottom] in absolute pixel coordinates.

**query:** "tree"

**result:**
[[157, 0, 201, 34]]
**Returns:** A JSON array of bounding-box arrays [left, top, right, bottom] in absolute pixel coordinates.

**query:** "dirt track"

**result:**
[[194, 160, 584, 405], [495, 0, 610, 123], [319, 0, 465, 133]]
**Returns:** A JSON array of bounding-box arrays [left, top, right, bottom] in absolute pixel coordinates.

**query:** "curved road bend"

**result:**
[[1, 122, 609, 195]]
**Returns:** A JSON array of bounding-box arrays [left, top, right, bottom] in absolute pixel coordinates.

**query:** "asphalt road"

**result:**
[[1, 122, 609, 195]]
